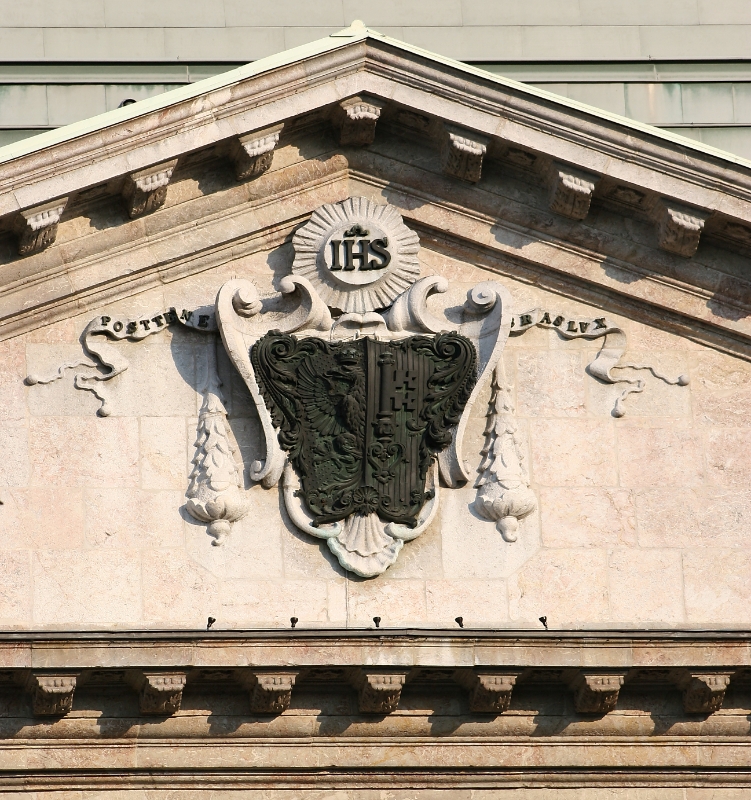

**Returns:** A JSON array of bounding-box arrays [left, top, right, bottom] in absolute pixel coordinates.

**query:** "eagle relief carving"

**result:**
[[27, 197, 689, 577]]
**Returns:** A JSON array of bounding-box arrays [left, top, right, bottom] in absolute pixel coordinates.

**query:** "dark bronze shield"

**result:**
[[251, 331, 476, 527]]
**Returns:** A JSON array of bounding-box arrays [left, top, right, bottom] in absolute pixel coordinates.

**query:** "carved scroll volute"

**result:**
[[438, 281, 512, 488], [215, 275, 333, 488], [383, 275, 450, 335]]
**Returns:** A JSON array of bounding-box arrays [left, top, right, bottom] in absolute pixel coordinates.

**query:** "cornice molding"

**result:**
[[1, 37, 751, 238], [2, 152, 749, 364]]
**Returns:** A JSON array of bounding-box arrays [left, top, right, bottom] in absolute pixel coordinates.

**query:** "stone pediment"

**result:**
[[0, 21, 749, 360]]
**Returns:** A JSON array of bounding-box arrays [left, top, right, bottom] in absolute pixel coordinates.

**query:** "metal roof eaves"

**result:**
[[0, 23, 750, 174], [0, 30, 366, 168], [369, 30, 751, 172]]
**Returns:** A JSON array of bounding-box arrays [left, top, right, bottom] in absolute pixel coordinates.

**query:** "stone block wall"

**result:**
[[1, 239, 749, 632]]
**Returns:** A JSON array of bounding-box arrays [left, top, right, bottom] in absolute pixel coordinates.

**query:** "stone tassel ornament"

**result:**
[[474, 361, 537, 542], [186, 335, 251, 544]]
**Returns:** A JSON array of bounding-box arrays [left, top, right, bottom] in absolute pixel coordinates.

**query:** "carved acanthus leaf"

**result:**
[[122, 159, 178, 218], [454, 669, 520, 713], [677, 671, 731, 714], [441, 125, 489, 182], [569, 672, 626, 714], [548, 162, 599, 220], [655, 199, 710, 257], [349, 669, 409, 714], [186, 334, 251, 545], [474, 362, 537, 542], [128, 671, 187, 715], [231, 124, 284, 180], [25, 674, 77, 716], [334, 96, 384, 146], [14, 198, 68, 256], [237, 670, 299, 714]]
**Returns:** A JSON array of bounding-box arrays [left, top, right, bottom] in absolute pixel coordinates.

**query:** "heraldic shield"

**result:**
[[252, 330, 477, 537]]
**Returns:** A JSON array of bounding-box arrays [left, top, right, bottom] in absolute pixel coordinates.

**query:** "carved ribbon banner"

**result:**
[[510, 309, 689, 417], [26, 307, 216, 416]]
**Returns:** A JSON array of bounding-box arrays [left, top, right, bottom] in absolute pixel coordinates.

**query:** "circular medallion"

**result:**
[[291, 197, 420, 313]]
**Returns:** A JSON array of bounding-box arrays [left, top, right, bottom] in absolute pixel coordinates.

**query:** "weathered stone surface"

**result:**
[[706, 427, 751, 487], [0, 488, 85, 550], [349, 669, 409, 714], [616, 424, 704, 488], [83, 488, 185, 550], [237, 669, 299, 714], [13, 198, 68, 256], [128, 670, 187, 715], [333, 97, 383, 146], [0, 339, 26, 422], [32, 549, 141, 627], [28, 416, 139, 488], [608, 549, 685, 625], [655, 199, 710, 257], [636, 488, 751, 549], [0, 552, 32, 624], [548, 162, 599, 220], [25, 673, 77, 716], [139, 416, 189, 490], [441, 124, 489, 182], [122, 159, 178, 218], [676, 671, 731, 715], [569, 671, 626, 714], [692, 350, 751, 427], [515, 351, 586, 417], [142, 549, 217, 628], [426, 580, 507, 626], [508, 549, 609, 626], [231, 124, 284, 180], [219, 579, 331, 627], [0, 421, 30, 488], [454, 669, 520, 713], [540, 487, 637, 548], [528, 419, 617, 486], [684, 549, 751, 624]]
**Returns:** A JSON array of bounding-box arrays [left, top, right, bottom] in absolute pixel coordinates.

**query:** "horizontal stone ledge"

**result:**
[[3, 630, 751, 670], [5, 664, 750, 719], [4, 766, 751, 792]]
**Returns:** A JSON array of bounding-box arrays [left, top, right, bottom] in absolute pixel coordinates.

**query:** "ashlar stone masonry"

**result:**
[[0, 21, 750, 799]]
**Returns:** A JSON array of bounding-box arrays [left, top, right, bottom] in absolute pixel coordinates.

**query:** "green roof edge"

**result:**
[[1, 20, 750, 172]]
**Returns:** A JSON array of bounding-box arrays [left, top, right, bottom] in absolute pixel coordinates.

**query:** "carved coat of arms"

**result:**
[[252, 330, 476, 561], [216, 197, 509, 576], [29, 195, 690, 577]]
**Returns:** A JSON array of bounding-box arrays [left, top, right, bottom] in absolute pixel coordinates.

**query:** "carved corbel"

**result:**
[[454, 669, 520, 713], [127, 671, 187, 715], [237, 670, 299, 714], [569, 672, 625, 714], [441, 124, 488, 183], [333, 96, 384, 146], [122, 159, 178, 218], [349, 669, 408, 714], [548, 162, 600, 220], [676, 671, 731, 714], [25, 673, 77, 716], [655, 199, 710, 257], [14, 198, 68, 256], [230, 123, 284, 180]]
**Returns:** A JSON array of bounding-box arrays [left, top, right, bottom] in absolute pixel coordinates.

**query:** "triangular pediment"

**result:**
[[0, 22, 749, 357]]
